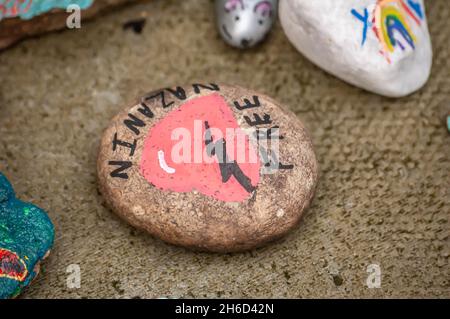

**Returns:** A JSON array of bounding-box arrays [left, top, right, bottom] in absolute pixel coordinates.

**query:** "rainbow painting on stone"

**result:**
[[351, 0, 425, 63]]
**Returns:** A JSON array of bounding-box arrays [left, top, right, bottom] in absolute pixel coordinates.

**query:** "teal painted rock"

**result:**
[[0, 173, 54, 299], [0, 0, 94, 21]]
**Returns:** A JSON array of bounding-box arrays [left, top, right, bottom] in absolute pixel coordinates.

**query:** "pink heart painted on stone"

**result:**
[[139, 93, 261, 202]]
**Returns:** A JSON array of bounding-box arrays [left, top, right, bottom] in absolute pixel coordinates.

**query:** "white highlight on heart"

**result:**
[[158, 150, 176, 174]]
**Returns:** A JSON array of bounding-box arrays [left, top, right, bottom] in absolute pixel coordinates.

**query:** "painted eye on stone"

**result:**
[[235, 15, 240, 21], [259, 19, 264, 25]]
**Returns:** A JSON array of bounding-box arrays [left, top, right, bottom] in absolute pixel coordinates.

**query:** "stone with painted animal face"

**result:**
[[279, 0, 432, 97], [97, 83, 319, 252], [216, 0, 277, 48]]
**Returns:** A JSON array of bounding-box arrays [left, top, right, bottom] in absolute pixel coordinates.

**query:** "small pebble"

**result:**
[[215, 0, 278, 48]]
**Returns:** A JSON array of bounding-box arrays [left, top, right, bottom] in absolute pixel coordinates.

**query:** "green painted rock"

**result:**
[[0, 173, 54, 299]]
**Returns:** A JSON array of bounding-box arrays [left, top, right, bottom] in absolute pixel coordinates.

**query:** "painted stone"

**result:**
[[0, 0, 138, 50], [438, 102, 450, 134], [215, 0, 277, 48], [0, 0, 93, 21], [0, 173, 54, 299], [447, 115, 450, 134], [279, 0, 432, 97], [97, 83, 319, 252]]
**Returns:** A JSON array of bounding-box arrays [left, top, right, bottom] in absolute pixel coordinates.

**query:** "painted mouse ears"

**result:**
[[225, 0, 274, 16], [254, 1, 273, 17], [225, 0, 244, 12]]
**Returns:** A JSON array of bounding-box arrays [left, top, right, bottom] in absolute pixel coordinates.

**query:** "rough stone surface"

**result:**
[[97, 84, 318, 252], [0, 0, 448, 298], [279, 0, 433, 97]]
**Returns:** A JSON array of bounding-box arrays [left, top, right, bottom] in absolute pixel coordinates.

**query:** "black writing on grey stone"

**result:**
[[192, 83, 220, 94], [108, 161, 133, 179], [112, 133, 137, 156], [234, 95, 261, 111], [244, 113, 273, 126]]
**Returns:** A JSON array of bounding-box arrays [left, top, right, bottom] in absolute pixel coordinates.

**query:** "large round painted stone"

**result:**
[[97, 83, 319, 252], [0, 173, 54, 299]]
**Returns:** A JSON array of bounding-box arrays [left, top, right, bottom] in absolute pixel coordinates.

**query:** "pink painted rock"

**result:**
[[97, 83, 319, 252]]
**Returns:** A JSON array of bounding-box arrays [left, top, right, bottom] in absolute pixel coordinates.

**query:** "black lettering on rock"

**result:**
[[204, 121, 255, 193], [260, 148, 294, 170], [254, 126, 284, 140], [192, 83, 220, 94], [166, 86, 187, 100], [124, 113, 146, 135], [137, 102, 154, 119], [244, 113, 272, 126], [143, 91, 172, 108], [143, 87, 186, 109], [142, 91, 161, 103], [277, 163, 294, 170], [108, 161, 132, 179], [234, 96, 261, 111], [112, 133, 137, 156]]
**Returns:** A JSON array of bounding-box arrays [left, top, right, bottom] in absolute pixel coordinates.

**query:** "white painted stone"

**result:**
[[279, 0, 432, 97]]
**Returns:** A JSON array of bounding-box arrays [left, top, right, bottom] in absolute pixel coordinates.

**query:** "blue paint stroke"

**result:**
[[386, 15, 415, 50], [351, 8, 370, 47], [407, 0, 424, 20]]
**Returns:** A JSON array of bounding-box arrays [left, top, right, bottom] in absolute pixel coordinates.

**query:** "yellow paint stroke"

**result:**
[[0, 248, 28, 282], [374, 0, 416, 54]]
